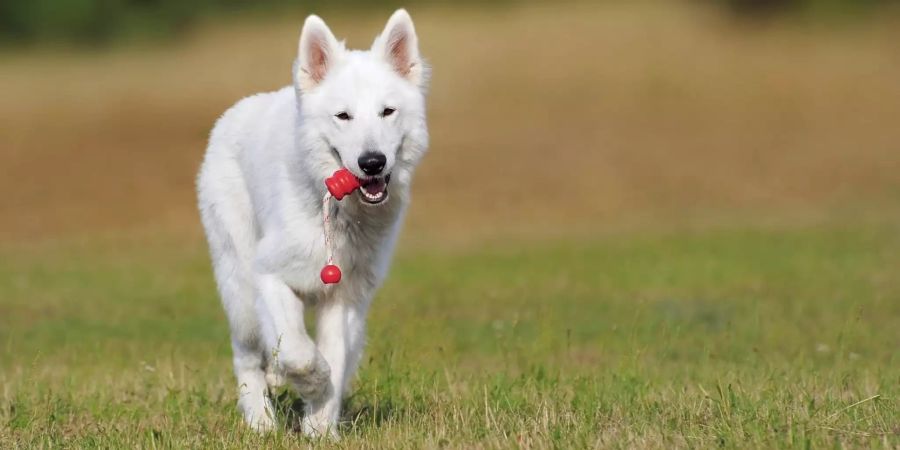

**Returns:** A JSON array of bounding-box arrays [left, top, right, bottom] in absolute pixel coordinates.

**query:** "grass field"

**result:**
[[2, 0, 900, 447], [2, 224, 899, 448]]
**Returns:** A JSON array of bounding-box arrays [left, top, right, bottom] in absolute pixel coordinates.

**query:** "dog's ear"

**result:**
[[296, 15, 342, 92], [372, 9, 427, 89]]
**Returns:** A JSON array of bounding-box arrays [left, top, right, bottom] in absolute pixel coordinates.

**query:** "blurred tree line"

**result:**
[[0, 0, 895, 46], [0, 0, 441, 45], [720, 0, 893, 16]]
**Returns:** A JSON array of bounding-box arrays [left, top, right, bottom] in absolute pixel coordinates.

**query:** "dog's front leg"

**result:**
[[301, 299, 368, 438], [255, 274, 331, 401]]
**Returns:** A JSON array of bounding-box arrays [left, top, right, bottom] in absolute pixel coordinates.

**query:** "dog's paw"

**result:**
[[247, 414, 278, 433], [238, 385, 278, 433], [301, 413, 340, 440], [282, 351, 332, 401], [241, 405, 277, 433]]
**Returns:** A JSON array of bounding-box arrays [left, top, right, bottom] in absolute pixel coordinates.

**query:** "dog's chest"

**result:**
[[282, 207, 397, 299]]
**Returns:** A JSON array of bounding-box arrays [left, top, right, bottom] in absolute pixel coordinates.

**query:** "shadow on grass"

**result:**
[[342, 397, 399, 433], [270, 388, 400, 434], [270, 389, 306, 432]]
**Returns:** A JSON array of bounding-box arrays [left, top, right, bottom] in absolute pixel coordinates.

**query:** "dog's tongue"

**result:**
[[362, 178, 387, 195]]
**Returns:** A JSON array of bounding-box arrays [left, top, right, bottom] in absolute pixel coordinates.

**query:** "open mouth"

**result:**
[[358, 174, 391, 205]]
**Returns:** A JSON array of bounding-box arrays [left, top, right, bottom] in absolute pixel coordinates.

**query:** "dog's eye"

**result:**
[[335, 112, 352, 121], [381, 107, 396, 117]]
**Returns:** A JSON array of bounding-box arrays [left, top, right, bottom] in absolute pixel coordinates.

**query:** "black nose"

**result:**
[[358, 152, 387, 176]]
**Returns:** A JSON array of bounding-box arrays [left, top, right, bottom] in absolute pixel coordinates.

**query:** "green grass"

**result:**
[[1, 225, 899, 448]]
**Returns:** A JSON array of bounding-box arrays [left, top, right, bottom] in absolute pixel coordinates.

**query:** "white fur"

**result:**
[[196, 9, 428, 438]]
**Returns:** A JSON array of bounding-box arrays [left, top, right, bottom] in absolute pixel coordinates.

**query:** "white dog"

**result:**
[[196, 9, 429, 437]]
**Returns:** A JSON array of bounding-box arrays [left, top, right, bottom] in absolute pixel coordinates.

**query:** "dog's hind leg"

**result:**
[[205, 228, 276, 431], [199, 159, 275, 431], [204, 231, 276, 431], [233, 339, 276, 431]]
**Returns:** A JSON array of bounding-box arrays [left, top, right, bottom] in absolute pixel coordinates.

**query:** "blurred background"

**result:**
[[2, 1, 900, 446], [1, 0, 898, 244]]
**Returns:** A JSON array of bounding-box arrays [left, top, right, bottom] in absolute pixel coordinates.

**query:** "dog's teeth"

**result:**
[[358, 183, 387, 203]]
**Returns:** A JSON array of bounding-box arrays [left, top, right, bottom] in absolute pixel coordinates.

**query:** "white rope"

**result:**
[[322, 192, 334, 265]]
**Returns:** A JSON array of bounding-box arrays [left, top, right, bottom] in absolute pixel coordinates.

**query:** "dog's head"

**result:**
[[295, 10, 429, 206]]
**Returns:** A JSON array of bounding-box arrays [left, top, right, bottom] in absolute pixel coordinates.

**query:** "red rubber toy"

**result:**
[[320, 264, 342, 284], [325, 168, 361, 200], [320, 169, 360, 285]]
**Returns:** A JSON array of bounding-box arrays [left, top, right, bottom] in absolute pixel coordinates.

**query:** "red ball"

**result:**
[[320, 264, 342, 284]]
